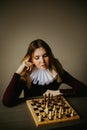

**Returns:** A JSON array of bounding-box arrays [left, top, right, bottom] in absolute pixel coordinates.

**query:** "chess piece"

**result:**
[[70, 110, 74, 117], [38, 113, 42, 122], [58, 111, 62, 119], [48, 111, 52, 120], [53, 105, 56, 111], [43, 112, 46, 118], [54, 110, 57, 119], [44, 94, 46, 103], [45, 102, 49, 114]]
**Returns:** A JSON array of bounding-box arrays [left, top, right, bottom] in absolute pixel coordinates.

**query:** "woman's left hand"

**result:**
[[43, 89, 63, 97]]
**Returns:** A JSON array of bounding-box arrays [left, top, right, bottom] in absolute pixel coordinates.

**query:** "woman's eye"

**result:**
[[43, 54, 48, 57], [35, 56, 39, 60]]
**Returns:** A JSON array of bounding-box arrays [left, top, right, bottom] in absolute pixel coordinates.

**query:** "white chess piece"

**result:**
[[38, 113, 42, 122], [48, 111, 52, 120]]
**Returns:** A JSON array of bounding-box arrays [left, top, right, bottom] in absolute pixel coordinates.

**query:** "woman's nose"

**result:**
[[40, 57, 45, 62]]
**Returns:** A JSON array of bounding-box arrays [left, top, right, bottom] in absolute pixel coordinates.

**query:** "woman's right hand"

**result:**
[[16, 57, 33, 74]]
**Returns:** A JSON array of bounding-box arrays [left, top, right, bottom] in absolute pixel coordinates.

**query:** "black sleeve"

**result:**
[[60, 69, 87, 97], [2, 73, 26, 107]]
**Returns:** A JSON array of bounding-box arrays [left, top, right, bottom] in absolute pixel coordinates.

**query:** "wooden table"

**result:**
[[0, 96, 87, 130]]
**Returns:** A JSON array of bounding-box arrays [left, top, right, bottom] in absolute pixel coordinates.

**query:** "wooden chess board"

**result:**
[[26, 95, 80, 127]]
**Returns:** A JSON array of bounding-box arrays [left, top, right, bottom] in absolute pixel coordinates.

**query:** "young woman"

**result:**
[[2, 39, 87, 107]]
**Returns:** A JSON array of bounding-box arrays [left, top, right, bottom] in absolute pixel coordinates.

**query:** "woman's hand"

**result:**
[[43, 89, 63, 97], [16, 57, 33, 74]]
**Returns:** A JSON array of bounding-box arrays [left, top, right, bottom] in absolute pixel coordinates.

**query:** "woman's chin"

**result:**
[[40, 66, 48, 70]]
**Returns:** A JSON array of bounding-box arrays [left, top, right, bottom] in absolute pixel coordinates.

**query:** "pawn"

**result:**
[[54, 110, 57, 119], [58, 111, 62, 119], [70, 110, 74, 117], [38, 113, 42, 122], [48, 111, 52, 120]]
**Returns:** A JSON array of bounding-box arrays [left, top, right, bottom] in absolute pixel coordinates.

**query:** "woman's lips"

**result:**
[[40, 64, 47, 69]]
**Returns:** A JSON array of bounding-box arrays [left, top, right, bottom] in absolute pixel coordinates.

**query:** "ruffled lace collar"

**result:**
[[30, 67, 57, 85]]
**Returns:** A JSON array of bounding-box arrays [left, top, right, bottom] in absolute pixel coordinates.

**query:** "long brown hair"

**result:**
[[21, 39, 63, 86]]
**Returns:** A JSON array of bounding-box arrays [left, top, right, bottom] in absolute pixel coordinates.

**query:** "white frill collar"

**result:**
[[30, 67, 57, 85]]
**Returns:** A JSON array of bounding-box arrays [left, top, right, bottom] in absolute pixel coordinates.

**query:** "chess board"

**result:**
[[26, 95, 80, 127]]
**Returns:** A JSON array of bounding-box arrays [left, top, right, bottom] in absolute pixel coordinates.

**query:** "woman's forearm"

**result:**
[[61, 70, 87, 96], [2, 73, 21, 106]]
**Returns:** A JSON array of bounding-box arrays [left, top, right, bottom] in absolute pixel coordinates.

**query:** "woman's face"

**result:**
[[32, 47, 50, 70]]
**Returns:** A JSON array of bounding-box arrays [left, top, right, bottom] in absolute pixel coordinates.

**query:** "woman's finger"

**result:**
[[25, 61, 33, 71]]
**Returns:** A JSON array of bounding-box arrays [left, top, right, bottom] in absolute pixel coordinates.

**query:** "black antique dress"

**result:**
[[2, 68, 87, 107]]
